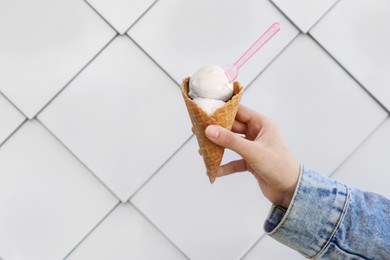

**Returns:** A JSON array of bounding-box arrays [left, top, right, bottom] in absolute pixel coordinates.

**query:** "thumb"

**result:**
[[205, 125, 254, 160]]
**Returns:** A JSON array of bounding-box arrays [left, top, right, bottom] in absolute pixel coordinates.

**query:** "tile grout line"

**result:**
[[268, 0, 303, 33], [36, 118, 123, 202], [305, 0, 342, 33], [130, 201, 191, 260], [34, 35, 118, 119], [123, 0, 160, 35], [0, 91, 29, 119], [0, 118, 27, 148], [82, 0, 121, 34], [238, 233, 267, 259], [125, 34, 181, 89], [269, 0, 342, 34], [329, 115, 390, 178], [307, 33, 390, 115], [62, 201, 121, 259]]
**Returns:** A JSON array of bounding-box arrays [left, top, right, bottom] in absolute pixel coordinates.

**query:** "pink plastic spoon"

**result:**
[[225, 22, 281, 83]]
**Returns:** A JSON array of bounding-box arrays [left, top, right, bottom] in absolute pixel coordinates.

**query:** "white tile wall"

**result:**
[[0, 0, 389, 259], [39, 35, 192, 202], [0, 121, 118, 260], [311, 0, 390, 111], [0, 0, 116, 119]]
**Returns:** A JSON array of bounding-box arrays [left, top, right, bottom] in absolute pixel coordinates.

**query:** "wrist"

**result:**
[[279, 163, 301, 209]]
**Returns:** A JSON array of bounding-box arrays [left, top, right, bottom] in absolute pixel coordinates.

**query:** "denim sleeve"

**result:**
[[264, 165, 390, 259]]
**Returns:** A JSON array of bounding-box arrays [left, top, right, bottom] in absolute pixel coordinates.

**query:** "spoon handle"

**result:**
[[234, 22, 281, 69]]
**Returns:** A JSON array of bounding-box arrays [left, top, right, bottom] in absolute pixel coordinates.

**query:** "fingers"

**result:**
[[216, 159, 247, 177], [236, 105, 269, 127], [193, 120, 247, 135], [231, 120, 247, 134], [205, 125, 256, 161], [235, 105, 256, 124], [230, 105, 268, 136]]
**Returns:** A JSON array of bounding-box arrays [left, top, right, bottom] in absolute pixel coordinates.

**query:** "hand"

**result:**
[[205, 105, 300, 208]]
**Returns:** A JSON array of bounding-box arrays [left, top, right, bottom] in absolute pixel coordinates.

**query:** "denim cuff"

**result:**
[[264, 165, 349, 258]]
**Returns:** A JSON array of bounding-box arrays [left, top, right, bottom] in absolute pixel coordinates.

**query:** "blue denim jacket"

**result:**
[[264, 165, 390, 259]]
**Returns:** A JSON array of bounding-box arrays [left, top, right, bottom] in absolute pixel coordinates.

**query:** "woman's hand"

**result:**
[[205, 105, 300, 208]]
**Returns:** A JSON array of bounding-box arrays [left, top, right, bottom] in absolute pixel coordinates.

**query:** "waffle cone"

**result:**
[[181, 77, 243, 183]]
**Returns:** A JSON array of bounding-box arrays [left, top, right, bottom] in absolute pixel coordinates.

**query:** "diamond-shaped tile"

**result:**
[[67, 203, 186, 259], [0, 121, 118, 260], [131, 137, 269, 260], [0, 0, 116, 119], [271, 0, 338, 33], [333, 118, 390, 197], [128, 0, 299, 87], [38, 35, 192, 202], [311, 0, 390, 111], [242, 35, 387, 174], [86, 0, 156, 34], [244, 236, 304, 259], [0, 93, 25, 146]]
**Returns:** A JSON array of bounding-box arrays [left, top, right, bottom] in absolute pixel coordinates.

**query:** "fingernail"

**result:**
[[206, 125, 219, 139]]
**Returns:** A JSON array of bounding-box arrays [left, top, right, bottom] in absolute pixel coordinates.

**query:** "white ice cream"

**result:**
[[193, 98, 226, 116], [189, 65, 233, 101], [189, 64, 233, 115]]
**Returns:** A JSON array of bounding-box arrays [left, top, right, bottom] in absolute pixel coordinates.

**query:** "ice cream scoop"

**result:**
[[189, 65, 233, 101], [192, 97, 226, 116]]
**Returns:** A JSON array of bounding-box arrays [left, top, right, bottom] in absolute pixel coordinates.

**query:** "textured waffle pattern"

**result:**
[[181, 77, 243, 183]]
